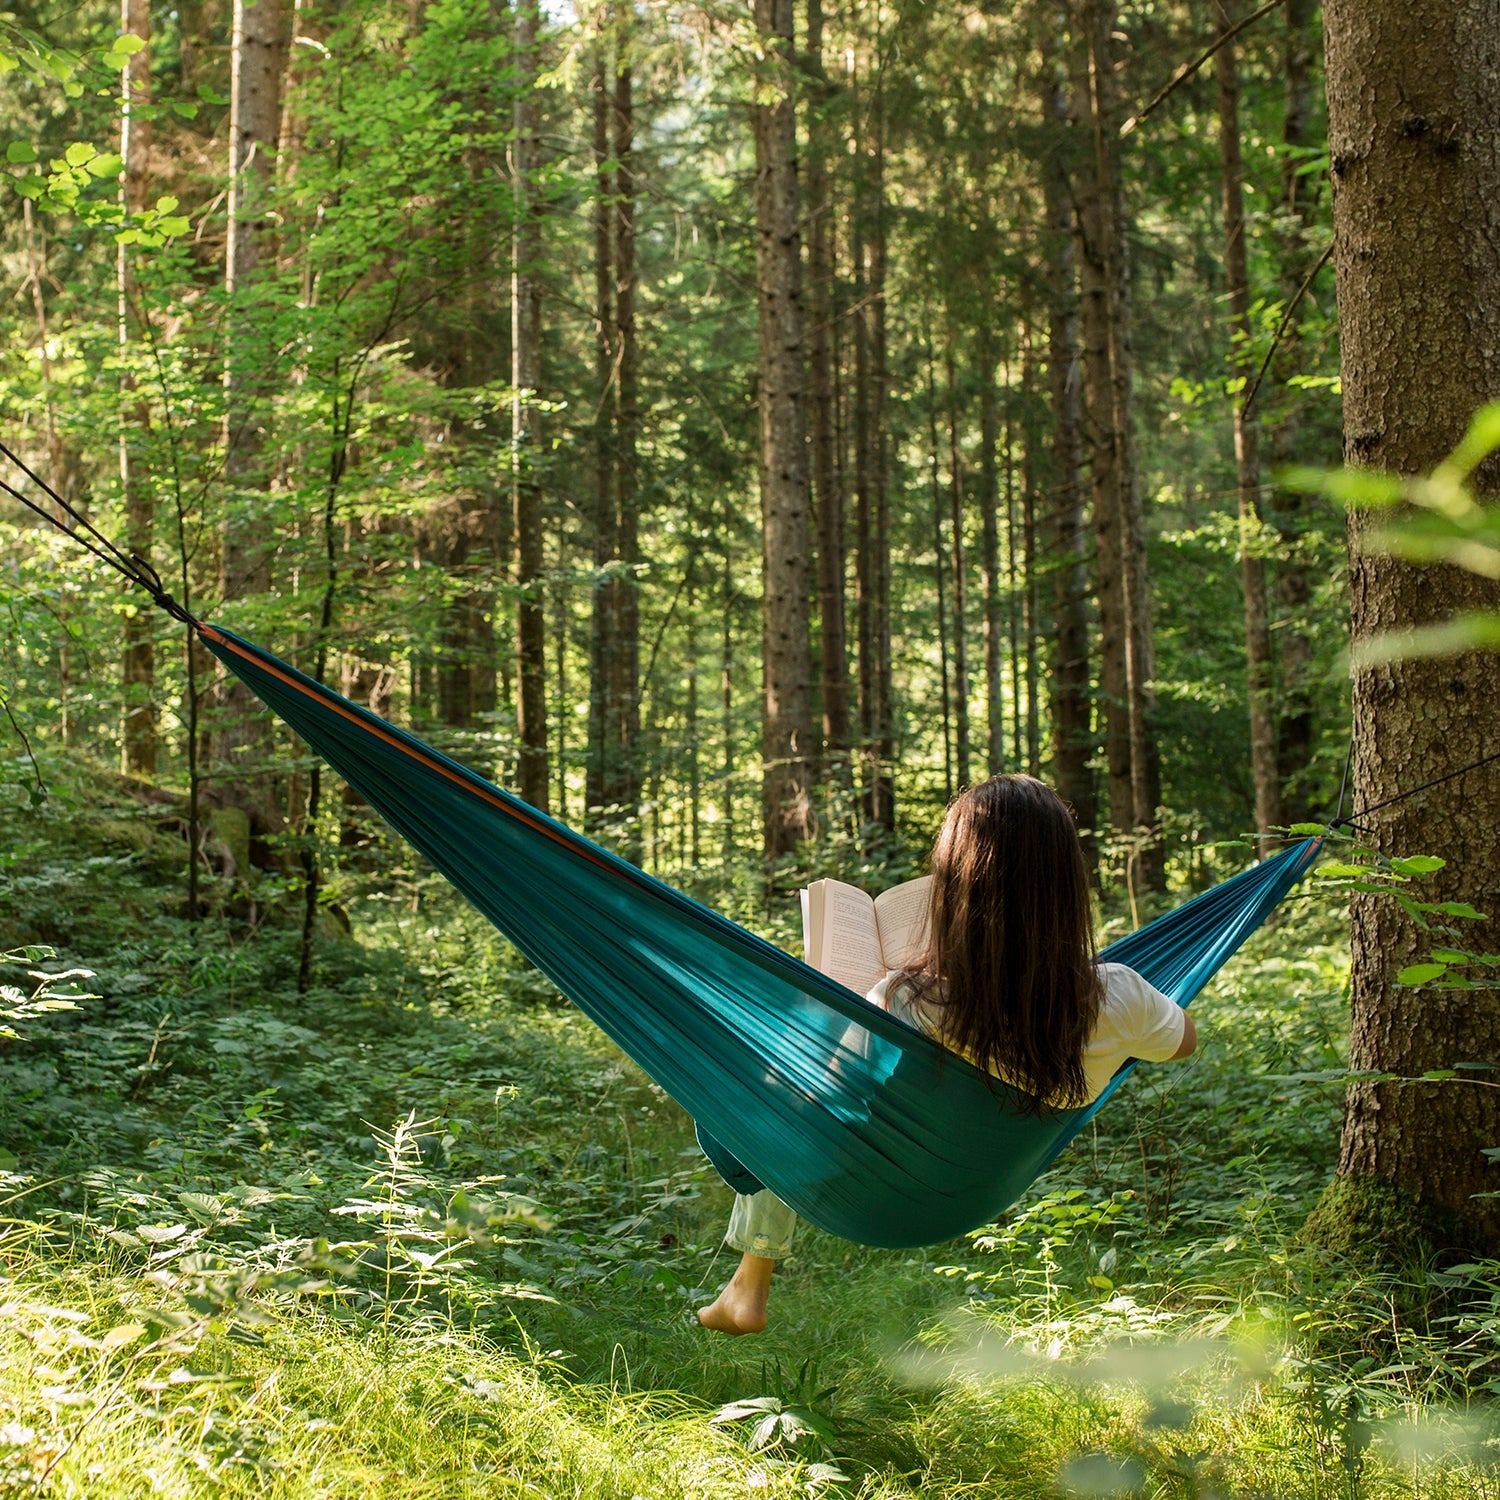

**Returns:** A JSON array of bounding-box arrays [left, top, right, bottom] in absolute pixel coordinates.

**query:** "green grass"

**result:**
[[4, 768, 1500, 1497]]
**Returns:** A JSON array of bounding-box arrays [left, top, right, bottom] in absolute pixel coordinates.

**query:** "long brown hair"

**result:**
[[896, 774, 1101, 1112]]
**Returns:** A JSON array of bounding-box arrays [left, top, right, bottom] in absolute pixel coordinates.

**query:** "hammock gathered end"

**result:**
[[200, 624, 1322, 1250]]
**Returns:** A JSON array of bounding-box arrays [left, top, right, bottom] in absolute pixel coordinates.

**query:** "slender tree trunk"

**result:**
[[1021, 343, 1041, 778], [721, 518, 736, 862], [925, 337, 954, 801], [119, 0, 155, 776], [870, 103, 895, 835], [1269, 0, 1319, 820], [1216, 0, 1281, 840], [554, 525, 568, 820], [586, 47, 618, 822], [613, 36, 642, 845], [512, 0, 548, 811], [804, 0, 851, 786], [221, 0, 284, 838], [852, 177, 877, 829], [946, 346, 971, 790], [752, 0, 815, 860], [1005, 383, 1022, 770], [1322, 0, 1500, 1251], [978, 337, 1005, 777]]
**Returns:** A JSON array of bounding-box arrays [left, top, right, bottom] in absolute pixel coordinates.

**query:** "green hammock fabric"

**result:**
[[201, 625, 1323, 1250]]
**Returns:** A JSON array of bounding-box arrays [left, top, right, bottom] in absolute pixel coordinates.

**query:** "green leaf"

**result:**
[[1288, 822, 1327, 836], [113, 32, 147, 54], [157, 215, 190, 236], [6, 141, 37, 163], [0, 1148, 17, 1171], [1447, 401, 1500, 480], [86, 151, 123, 178], [63, 140, 97, 167], [154, 194, 179, 213], [1390, 855, 1445, 877], [1352, 612, 1500, 667], [1282, 465, 1405, 508], [1435, 902, 1488, 921], [14, 174, 45, 199], [1396, 963, 1449, 986], [0, 47, 17, 73], [1317, 862, 1371, 879]]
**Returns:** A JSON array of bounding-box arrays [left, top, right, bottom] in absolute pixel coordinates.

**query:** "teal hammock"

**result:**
[[201, 625, 1322, 1251]]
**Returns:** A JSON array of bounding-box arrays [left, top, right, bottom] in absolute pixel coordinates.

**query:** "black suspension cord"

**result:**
[[1331, 744, 1500, 834], [0, 438, 199, 627]]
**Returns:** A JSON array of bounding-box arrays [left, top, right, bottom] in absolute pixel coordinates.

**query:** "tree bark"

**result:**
[[752, 0, 815, 860], [119, 0, 155, 776], [1041, 63, 1097, 852], [512, 0, 548, 812], [926, 337, 954, 801], [1269, 0, 1319, 820], [613, 36, 642, 846], [221, 0, 284, 832], [1080, 0, 1163, 887], [1215, 0, 1281, 839], [586, 45, 619, 822], [978, 336, 1005, 778], [946, 346, 971, 791], [804, 0, 851, 785], [1326, 0, 1500, 1249]]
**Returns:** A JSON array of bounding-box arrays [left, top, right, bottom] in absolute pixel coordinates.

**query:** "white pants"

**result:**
[[725, 1188, 798, 1260]]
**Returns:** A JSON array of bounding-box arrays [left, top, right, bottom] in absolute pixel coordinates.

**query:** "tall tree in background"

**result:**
[[512, 0, 548, 812], [1075, 0, 1162, 886], [220, 0, 283, 822], [752, 0, 815, 859], [1215, 0, 1280, 837], [118, 0, 154, 776], [803, 0, 851, 788], [1318, 0, 1500, 1250]]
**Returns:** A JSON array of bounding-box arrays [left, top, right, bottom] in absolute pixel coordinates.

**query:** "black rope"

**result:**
[[1327, 741, 1500, 835], [0, 439, 199, 627]]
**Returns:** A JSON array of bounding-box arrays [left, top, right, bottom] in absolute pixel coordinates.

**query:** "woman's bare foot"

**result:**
[[697, 1252, 775, 1335]]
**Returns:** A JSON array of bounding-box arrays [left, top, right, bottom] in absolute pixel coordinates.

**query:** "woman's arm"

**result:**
[[1170, 1011, 1198, 1060]]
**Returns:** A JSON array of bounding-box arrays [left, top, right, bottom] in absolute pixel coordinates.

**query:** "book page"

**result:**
[[872, 875, 933, 971], [807, 879, 885, 996]]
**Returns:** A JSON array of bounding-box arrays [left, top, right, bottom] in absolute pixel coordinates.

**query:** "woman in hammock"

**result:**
[[697, 773, 1197, 1336]]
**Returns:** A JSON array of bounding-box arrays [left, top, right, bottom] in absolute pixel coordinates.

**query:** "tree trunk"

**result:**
[[1216, 0, 1281, 839], [1323, 0, 1500, 1251], [221, 0, 284, 835], [978, 336, 1005, 777], [119, 0, 155, 776], [512, 0, 548, 812], [1081, 0, 1163, 887], [926, 337, 954, 801], [804, 0, 851, 786], [752, 0, 815, 860], [1021, 344, 1041, 778], [613, 37, 642, 846], [586, 46, 618, 822], [1069, 23, 1131, 842], [870, 109, 895, 835], [946, 346, 971, 791], [852, 177, 877, 829], [1041, 61, 1097, 852], [1269, 0, 1319, 821]]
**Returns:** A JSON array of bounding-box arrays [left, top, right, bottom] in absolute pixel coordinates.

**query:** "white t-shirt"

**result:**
[[866, 961, 1186, 1104]]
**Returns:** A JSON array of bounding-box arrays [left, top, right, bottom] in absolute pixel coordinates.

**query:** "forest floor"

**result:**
[[2, 768, 1499, 1498]]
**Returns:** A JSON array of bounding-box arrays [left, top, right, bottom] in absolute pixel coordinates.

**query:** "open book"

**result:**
[[800, 875, 932, 998]]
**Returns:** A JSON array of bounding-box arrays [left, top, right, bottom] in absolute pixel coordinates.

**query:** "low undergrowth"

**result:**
[[2, 766, 1499, 1496]]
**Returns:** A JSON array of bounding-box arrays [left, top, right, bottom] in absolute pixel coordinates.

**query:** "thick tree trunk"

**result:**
[[1068, 27, 1131, 841], [804, 0, 851, 785], [1324, 0, 1500, 1250], [1080, 0, 1163, 886], [119, 0, 155, 776], [1040, 63, 1097, 847], [752, 0, 815, 859], [221, 0, 283, 832], [1215, 1, 1281, 839], [946, 346, 971, 791], [1269, 0, 1319, 820], [512, 0, 548, 812]]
